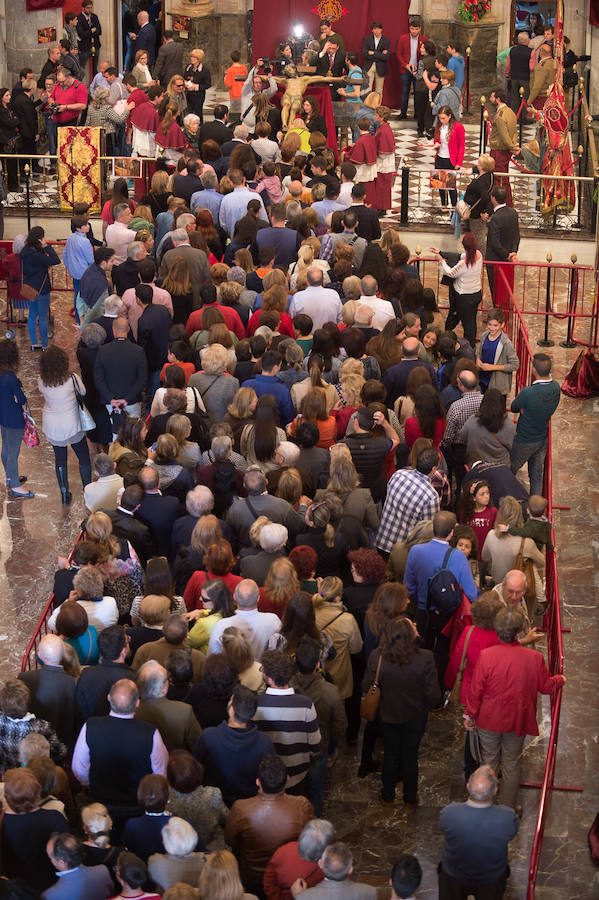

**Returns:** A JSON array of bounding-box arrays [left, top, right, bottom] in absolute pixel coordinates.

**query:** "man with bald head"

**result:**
[[405, 511, 478, 689], [438, 765, 519, 898], [208, 579, 281, 658], [134, 10, 156, 66], [441, 368, 483, 490], [19, 634, 77, 746], [493, 570, 544, 646], [93, 315, 147, 429], [289, 266, 343, 331], [383, 337, 436, 407], [72, 678, 168, 830], [357, 275, 395, 331]]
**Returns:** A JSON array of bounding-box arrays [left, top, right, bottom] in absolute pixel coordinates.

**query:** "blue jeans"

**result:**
[[381, 715, 428, 803], [147, 370, 161, 404], [72, 278, 81, 323], [304, 752, 328, 816], [28, 293, 50, 347], [510, 437, 548, 497], [46, 119, 58, 156], [1, 425, 24, 485]]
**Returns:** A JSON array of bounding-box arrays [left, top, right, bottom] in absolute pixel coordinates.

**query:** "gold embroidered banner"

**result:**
[[58, 126, 102, 214]]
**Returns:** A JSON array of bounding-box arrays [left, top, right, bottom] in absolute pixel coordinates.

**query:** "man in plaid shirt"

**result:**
[[376, 447, 440, 553], [441, 370, 483, 491]]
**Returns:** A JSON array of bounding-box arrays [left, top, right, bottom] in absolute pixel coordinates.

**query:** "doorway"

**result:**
[[510, 1, 556, 40]]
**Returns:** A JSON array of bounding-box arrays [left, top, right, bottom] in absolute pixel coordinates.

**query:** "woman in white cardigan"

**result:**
[[38, 345, 92, 505], [431, 231, 483, 347]]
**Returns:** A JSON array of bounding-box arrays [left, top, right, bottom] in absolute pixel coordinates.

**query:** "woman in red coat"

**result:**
[[465, 605, 565, 810], [433, 105, 465, 209], [373, 106, 396, 214]]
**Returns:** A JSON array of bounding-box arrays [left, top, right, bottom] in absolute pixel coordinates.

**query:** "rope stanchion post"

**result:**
[[537, 253, 555, 347], [577, 145, 584, 229], [24, 163, 31, 233], [400, 160, 410, 225], [578, 77, 584, 136], [479, 95, 486, 155], [414, 245, 422, 278], [560, 253, 579, 347], [518, 87, 525, 148], [482, 109, 489, 154], [465, 46, 471, 114]]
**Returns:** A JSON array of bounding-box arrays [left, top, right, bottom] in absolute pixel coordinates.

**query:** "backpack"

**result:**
[[211, 459, 238, 518], [426, 548, 461, 617]]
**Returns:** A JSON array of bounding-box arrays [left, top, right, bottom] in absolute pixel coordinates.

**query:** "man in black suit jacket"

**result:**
[[347, 182, 382, 241], [19, 634, 77, 746], [198, 105, 232, 147], [133, 12, 156, 67], [173, 159, 205, 207], [362, 22, 390, 95], [485, 185, 520, 294], [105, 485, 155, 565], [317, 35, 346, 100], [153, 31, 184, 89], [76, 0, 102, 78], [75, 625, 137, 721], [136, 467, 182, 558], [93, 316, 147, 419], [136, 284, 172, 401], [111, 243, 145, 297]]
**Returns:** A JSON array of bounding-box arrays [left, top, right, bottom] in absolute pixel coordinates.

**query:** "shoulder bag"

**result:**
[[71, 374, 96, 432], [448, 625, 474, 706], [360, 651, 383, 722], [23, 405, 40, 448]]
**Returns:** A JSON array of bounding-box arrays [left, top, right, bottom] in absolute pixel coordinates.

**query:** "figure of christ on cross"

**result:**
[[274, 64, 345, 130]]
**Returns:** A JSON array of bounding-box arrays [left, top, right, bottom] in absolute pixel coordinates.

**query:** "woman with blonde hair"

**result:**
[[221, 626, 263, 691], [313, 576, 362, 701], [189, 344, 240, 424], [147, 433, 195, 503], [481, 495, 544, 587], [132, 49, 155, 88], [81, 803, 122, 876], [379, 229, 400, 255], [198, 849, 255, 900], [331, 372, 365, 439], [315, 444, 378, 532], [149, 169, 171, 218], [259, 557, 300, 619], [156, 99, 187, 163], [275, 467, 304, 508], [128, 594, 173, 659], [296, 499, 347, 578], [342, 275, 362, 301], [173, 515, 223, 595], [223, 386, 257, 451], [129, 203, 155, 237], [85, 510, 144, 618], [167, 413, 202, 472], [341, 300, 357, 328]]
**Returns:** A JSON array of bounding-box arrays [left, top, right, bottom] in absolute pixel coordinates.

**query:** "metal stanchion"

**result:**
[[518, 86, 525, 148], [414, 245, 422, 278], [479, 95, 486, 155], [400, 161, 410, 225], [24, 163, 31, 232], [577, 145, 584, 229], [537, 253, 554, 347], [578, 77, 584, 136], [465, 47, 471, 114], [482, 109, 489, 153], [560, 254, 579, 348]]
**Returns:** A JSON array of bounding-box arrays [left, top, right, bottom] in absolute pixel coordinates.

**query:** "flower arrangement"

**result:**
[[458, 0, 490, 22]]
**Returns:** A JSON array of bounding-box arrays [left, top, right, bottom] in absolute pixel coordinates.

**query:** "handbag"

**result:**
[[448, 625, 474, 706], [513, 537, 536, 600], [23, 406, 40, 448], [19, 282, 38, 302], [360, 652, 383, 722], [71, 375, 95, 432]]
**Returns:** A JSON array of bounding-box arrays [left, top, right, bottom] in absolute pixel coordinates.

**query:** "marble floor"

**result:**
[[0, 269, 598, 898]]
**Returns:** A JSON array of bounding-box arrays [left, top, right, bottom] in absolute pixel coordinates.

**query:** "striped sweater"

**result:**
[[254, 689, 321, 787]]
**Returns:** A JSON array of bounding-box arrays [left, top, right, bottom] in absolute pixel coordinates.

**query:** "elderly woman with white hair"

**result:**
[[239, 522, 288, 587], [48, 565, 118, 635], [183, 113, 201, 151], [189, 344, 240, 425], [148, 816, 208, 891], [199, 424, 248, 472], [85, 86, 133, 155]]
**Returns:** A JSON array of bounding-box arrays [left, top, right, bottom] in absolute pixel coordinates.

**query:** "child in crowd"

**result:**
[[450, 523, 480, 584], [338, 162, 357, 205], [459, 479, 497, 559], [502, 494, 554, 552], [255, 162, 284, 206]]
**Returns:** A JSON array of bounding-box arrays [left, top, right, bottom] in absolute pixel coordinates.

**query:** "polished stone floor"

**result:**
[[0, 283, 597, 898]]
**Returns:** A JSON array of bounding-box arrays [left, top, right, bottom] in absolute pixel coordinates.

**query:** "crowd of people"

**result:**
[[0, 5, 573, 899]]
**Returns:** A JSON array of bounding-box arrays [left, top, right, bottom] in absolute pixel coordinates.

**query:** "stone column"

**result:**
[[6, 1, 63, 86], [426, 16, 504, 109]]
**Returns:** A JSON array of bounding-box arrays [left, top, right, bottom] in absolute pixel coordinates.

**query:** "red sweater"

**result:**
[[186, 304, 245, 340], [445, 625, 500, 703], [434, 121, 466, 168], [264, 840, 324, 900], [183, 570, 243, 611], [246, 310, 294, 339], [466, 641, 565, 736], [463, 506, 498, 559], [404, 416, 445, 448]]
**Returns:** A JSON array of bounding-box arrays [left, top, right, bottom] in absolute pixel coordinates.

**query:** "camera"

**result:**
[[50, 102, 61, 115], [262, 57, 271, 73]]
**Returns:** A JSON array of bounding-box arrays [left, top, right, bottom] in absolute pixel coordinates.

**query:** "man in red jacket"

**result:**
[[464, 606, 565, 812], [396, 16, 428, 119]]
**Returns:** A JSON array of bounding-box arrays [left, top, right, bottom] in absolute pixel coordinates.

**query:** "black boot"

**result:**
[[56, 466, 72, 505], [79, 463, 92, 489]]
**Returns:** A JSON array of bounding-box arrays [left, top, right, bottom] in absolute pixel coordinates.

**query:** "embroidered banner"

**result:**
[[57, 126, 101, 214], [26, 0, 63, 10]]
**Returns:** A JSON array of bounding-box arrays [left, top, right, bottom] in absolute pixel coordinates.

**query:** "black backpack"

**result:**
[[426, 548, 461, 617], [211, 459, 238, 519]]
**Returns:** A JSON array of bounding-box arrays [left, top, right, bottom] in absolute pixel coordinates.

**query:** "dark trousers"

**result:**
[[380, 715, 427, 803], [416, 607, 452, 691], [2, 153, 18, 190], [435, 155, 457, 207], [52, 437, 92, 486], [442, 442, 467, 497], [20, 138, 42, 175], [414, 91, 432, 135], [438, 863, 509, 900], [360, 718, 379, 768], [453, 289, 482, 347], [401, 71, 416, 115]]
